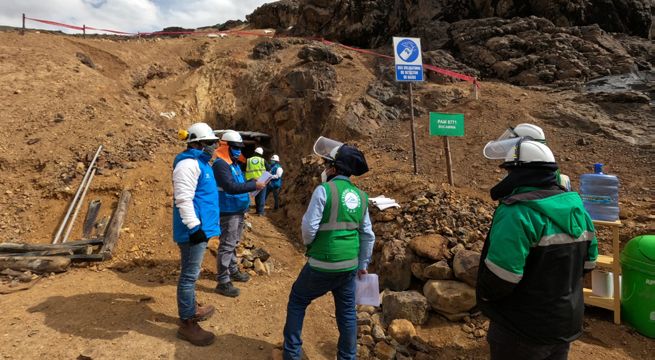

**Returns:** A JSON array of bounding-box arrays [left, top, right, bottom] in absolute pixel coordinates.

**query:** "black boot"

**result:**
[[215, 282, 240, 297]]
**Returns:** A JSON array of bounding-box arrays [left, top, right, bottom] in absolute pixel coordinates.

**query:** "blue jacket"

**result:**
[[213, 158, 256, 216], [269, 163, 282, 189], [172, 149, 221, 243]]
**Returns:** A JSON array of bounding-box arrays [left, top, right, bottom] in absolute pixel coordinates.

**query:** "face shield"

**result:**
[[482, 137, 521, 160], [313, 136, 344, 161], [496, 127, 519, 141]]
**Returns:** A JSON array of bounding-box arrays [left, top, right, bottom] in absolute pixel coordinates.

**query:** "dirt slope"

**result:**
[[0, 29, 653, 359]]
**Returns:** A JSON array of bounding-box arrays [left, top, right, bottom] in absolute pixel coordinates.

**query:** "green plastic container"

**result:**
[[621, 234, 655, 338]]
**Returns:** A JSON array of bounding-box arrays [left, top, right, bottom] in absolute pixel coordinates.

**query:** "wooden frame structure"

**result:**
[[583, 219, 622, 324]]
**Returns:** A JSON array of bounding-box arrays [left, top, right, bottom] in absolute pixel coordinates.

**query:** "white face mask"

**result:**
[[320, 169, 328, 183]]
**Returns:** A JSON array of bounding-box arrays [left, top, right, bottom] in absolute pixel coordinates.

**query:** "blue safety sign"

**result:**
[[393, 37, 423, 82]]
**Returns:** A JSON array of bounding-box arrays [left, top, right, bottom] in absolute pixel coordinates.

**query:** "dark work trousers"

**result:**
[[487, 321, 571, 360]]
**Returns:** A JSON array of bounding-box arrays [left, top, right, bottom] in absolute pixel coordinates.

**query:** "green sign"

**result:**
[[429, 112, 464, 137]]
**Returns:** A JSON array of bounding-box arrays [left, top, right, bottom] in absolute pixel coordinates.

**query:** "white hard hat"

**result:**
[[313, 136, 344, 161], [221, 130, 245, 148], [271, 154, 279, 162], [254, 147, 264, 155], [497, 123, 546, 142], [186, 122, 218, 143], [502, 139, 555, 166]]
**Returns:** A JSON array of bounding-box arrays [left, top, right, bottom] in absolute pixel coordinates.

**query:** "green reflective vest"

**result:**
[[245, 156, 266, 180], [307, 179, 368, 272]]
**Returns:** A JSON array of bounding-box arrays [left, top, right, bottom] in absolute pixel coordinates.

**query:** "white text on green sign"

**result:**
[[429, 112, 464, 137]]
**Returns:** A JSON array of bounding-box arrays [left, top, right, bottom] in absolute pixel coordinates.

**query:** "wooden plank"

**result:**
[[596, 254, 614, 268], [68, 254, 105, 262], [4, 249, 74, 257], [99, 190, 131, 260], [0, 256, 70, 273], [592, 220, 622, 227], [583, 288, 614, 310], [82, 199, 102, 238], [0, 242, 95, 254]]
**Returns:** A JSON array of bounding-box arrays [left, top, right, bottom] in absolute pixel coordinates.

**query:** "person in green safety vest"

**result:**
[[282, 137, 375, 360], [246, 147, 267, 215]]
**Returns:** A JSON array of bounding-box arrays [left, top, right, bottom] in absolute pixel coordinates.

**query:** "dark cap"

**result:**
[[334, 145, 369, 176]]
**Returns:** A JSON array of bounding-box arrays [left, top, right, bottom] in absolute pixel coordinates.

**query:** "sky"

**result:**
[[0, 0, 273, 34]]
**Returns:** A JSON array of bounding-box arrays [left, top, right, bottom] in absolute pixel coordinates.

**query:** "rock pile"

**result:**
[[208, 234, 274, 276], [367, 189, 491, 324], [356, 305, 437, 360]]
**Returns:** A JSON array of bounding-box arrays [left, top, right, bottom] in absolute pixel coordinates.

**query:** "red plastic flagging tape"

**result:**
[[25, 17, 85, 31], [23, 16, 478, 87]]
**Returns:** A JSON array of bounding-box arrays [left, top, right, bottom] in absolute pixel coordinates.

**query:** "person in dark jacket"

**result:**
[[212, 130, 266, 298], [477, 138, 598, 360]]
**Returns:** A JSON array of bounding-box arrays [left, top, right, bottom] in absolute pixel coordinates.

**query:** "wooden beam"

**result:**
[[0, 241, 97, 254], [0, 256, 70, 273], [99, 190, 131, 260], [4, 249, 74, 257], [69, 253, 105, 262], [82, 199, 102, 238]]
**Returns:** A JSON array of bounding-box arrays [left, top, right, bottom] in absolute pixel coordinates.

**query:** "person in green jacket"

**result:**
[[483, 123, 571, 191], [477, 138, 598, 360]]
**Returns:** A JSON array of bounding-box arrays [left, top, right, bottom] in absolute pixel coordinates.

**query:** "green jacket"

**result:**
[[477, 187, 598, 344]]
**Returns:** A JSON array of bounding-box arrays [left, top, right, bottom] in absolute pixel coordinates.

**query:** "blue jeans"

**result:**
[[255, 187, 267, 214], [283, 264, 357, 360], [266, 185, 281, 209], [177, 240, 208, 320]]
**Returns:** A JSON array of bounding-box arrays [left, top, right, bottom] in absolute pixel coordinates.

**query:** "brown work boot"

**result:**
[[177, 319, 215, 346], [192, 303, 215, 322]]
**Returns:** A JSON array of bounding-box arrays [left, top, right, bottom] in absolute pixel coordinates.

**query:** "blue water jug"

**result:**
[[579, 163, 620, 221]]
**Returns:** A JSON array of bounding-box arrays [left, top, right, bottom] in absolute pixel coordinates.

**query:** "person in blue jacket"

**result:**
[[266, 154, 283, 210], [172, 122, 220, 346], [212, 130, 266, 297]]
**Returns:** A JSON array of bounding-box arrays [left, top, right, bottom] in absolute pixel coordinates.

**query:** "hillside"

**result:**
[[0, 24, 653, 359]]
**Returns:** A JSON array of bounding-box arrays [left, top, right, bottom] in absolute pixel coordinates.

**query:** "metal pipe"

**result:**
[[62, 167, 95, 243], [52, 145, 103, 244]]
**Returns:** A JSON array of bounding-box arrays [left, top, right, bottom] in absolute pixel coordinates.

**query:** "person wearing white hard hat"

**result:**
[[246, 146, 267, 215], [266, 154, 283, 210], [212, 131, 266, 297], [172, 122, 220, 346], [282, 136, 376, 360], [485, 123, 571, 191], [477, 138, 598, 360]]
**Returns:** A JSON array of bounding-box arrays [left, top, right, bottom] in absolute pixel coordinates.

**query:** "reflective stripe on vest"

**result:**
[[308, 257, 358, 270], [246, 157, 265, 180], [317, 181, 367, 231]]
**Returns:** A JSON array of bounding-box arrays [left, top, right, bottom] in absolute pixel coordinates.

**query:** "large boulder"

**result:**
[[452, 250, 480, 287], [424, 260, 454, 280], [423, 280, 476, 314], [378, 239, 414, 291], [409, 234, 448, 261], [382, 291, 430, 325]]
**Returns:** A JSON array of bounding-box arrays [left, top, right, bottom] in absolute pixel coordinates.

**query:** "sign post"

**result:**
[[393, 37, 423, 175], [429, 112, 465, 186]]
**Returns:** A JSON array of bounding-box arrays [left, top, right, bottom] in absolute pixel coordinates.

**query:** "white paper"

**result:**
[[355, 273, 380, 306], [251, 171, 273, 197], [369, 195, 400, 210]]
